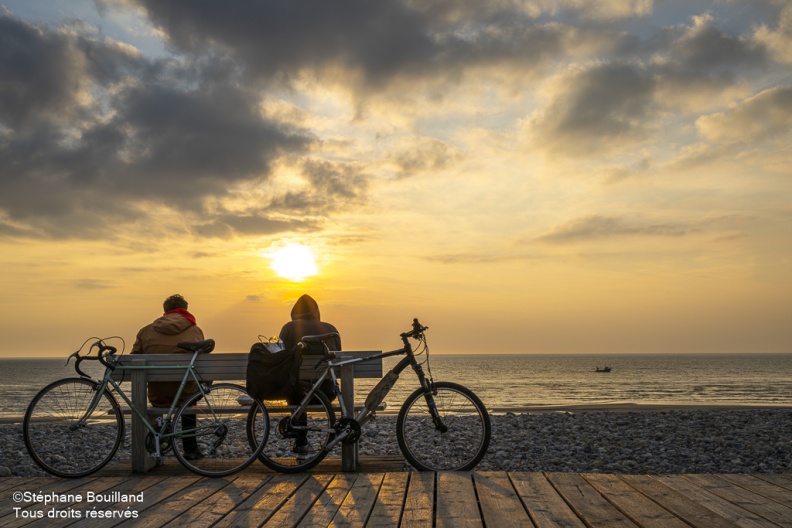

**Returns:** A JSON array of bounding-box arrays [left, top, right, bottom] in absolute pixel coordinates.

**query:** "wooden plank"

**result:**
[[366, 472, 409, 527], [87, 476, 202, 528], [71, 476, 171, 528], [23, 477, 132, 528], [212, 474, 309, 528], [436, 472, 483, 528], [160, 474, 272, 527], [620, 475, 740, 528], [717, 474, 792, 510], [582, 474, 688, 528], [547, 473, 637, 528], [328, 473, 385, 527], [118, 477, 236, 528], [0, 477, 50, 494], [0, 477, 99, 526], [296, 474, 357, 527], [655, 475, 774, 528], [474, 471, 532, 528], [683, 474, 792, 528], [265, 474, 334, 527], [509, 472, 585, 528], [401, 472, 435, 528], [753, 473, 792, 492]]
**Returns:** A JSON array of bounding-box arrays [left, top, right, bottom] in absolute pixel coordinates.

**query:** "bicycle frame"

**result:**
[[289, 335, 442, 451], [76, 351, 212, 457]]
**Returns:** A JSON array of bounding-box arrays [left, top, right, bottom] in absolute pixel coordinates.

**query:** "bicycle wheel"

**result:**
[[248, 387, 336, 473], [397, 381, 491, 471], [172, 383, 268, 477], [23, 378, 124, 478]]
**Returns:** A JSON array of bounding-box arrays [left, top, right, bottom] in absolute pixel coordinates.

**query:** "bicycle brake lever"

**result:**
[[65, 351, 79, 367]]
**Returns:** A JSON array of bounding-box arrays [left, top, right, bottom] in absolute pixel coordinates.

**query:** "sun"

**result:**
[[270, 244, 318, 281]]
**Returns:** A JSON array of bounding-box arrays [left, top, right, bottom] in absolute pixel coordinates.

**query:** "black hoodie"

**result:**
[[279, 294, 341, 353]]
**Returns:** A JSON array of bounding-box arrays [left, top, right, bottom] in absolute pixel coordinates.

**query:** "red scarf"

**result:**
[[165, 308, 196, 326]]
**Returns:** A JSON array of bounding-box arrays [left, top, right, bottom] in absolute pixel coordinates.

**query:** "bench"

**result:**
[[110, 351, 382, 473]]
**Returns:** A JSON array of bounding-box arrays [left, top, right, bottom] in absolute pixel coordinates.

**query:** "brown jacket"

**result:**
[[131, 311, 204, 407]]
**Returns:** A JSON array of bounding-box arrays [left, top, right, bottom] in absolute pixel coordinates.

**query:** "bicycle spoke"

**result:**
[[173, 384, 267, 477], [24, 379, 123, 478], [397, 382, 491, 471], [249, 390, 335, 473]]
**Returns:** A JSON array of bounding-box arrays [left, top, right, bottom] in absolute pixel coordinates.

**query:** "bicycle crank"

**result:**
[[336, 418, 361, 445]]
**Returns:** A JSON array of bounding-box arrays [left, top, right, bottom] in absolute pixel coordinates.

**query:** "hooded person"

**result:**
[[132, 294, 205, 459], [278, 295, 341, 457], [279, 294, 341, 353]]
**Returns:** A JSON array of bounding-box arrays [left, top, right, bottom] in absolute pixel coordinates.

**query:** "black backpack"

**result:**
[[245, 343, 301, 400]]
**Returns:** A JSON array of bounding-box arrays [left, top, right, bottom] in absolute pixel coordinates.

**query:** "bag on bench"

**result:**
[[246, 340, 301, 400]]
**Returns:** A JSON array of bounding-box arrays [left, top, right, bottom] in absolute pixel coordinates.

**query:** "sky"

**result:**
[[1, 0, 791, 357]]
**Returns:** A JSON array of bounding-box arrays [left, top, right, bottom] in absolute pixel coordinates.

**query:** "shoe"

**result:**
[[183, 449, 204, 461], [292, 445, 312, 461]]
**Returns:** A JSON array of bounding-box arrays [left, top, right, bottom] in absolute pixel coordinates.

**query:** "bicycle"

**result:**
[[23, 337, 269, 478], [247, 319, 491, 472]]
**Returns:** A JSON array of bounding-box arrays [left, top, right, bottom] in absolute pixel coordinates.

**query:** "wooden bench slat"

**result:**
[[110, 351, 383, 381]]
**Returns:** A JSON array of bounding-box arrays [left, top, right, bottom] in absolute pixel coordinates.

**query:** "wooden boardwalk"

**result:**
[[2, 470, 792, 527]]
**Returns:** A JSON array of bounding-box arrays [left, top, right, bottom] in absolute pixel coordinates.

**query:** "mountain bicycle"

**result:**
[[23, 338, 268, 478], [247, 319, 491, 472]]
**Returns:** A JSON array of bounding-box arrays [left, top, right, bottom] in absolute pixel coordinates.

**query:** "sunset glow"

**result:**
[[0, 1, 790, 357], [270, 244, 318, 282]]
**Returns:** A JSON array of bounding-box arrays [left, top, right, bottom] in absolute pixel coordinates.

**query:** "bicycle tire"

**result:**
[[23, 377, 124, 478], [248, 387, 336, 473], [172, 383, 268, 478], [396, 381, 491, 471]]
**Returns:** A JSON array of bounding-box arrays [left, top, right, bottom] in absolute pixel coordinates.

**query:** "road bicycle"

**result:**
[[247, 319, 491, 472], [23, 338, 268, 478]]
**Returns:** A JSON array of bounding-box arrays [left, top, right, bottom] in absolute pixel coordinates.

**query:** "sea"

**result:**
[[1, 353, 791, 419]]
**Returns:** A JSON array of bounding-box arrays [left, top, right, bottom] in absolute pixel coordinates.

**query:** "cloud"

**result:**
[[528, 62, 655, 155], [122, 0, 585, 95], [654, 13, 769, 111], [535, 215, 696, 244], [754, 3, 792, 64], [696, 86, 792, 144], [427, 252, 543, 264], [0, 13, 314, 240], [0, 15, 94, 128], [75, 278, 116, 290], [668, 13, 767, 75], [193, 213, 316, 239], [390, 138, 460, 179]]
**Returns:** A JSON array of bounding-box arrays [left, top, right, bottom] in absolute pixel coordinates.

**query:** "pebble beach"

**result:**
[[2, 408, 791, 477]]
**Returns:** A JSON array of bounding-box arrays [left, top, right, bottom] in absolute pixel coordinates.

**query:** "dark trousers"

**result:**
[[288, 387, 308, 447], [182, 413, 198, 452]]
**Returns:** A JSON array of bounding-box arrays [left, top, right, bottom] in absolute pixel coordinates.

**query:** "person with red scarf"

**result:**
[[132, 294, 205, 459]]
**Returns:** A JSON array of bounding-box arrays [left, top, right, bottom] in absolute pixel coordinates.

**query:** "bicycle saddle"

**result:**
[[177, 339, 215, 354]]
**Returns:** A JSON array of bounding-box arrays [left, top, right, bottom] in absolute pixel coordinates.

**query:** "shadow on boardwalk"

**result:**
[[2, 469, 792, 527]]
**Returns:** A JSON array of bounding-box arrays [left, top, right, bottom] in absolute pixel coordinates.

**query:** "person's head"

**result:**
[[291, 294, 320, 321], [163, 294, 188, 312]]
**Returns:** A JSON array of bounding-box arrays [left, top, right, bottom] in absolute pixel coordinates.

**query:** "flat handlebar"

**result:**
[[297, 319, 427, 360], [401, 318, 428, 340]]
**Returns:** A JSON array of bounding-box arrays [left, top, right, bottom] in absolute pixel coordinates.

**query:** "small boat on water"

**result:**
[[595, 366, 612, 373]]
